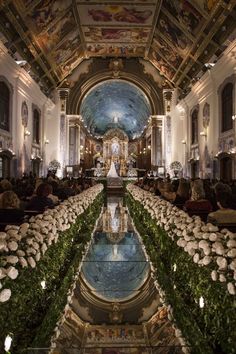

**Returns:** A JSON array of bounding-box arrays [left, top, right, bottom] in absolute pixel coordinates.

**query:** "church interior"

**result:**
[[0, 0, 236, 353]]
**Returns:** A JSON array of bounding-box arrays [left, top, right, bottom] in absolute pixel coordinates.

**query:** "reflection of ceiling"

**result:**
[[81, 231, 149, 301], [80, 80, 151, 139], [0, 1, 235, 95]]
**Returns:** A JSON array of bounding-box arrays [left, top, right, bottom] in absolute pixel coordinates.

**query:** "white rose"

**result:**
[[0, 288, 11, 302]]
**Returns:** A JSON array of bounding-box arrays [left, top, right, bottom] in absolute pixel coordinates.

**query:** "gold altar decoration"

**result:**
[[103, 128, 128, 176]]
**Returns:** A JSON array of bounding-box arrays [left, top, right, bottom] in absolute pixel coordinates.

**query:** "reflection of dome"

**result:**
[[81, 232, 149, 301]]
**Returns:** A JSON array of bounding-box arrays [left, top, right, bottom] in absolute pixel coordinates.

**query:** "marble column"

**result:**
[[151, 116, 162, 167]]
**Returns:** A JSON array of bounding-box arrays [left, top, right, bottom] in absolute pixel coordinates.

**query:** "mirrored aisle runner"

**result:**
[[51, 196, 183, 354]]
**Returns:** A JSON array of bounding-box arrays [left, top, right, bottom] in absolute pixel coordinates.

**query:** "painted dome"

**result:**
[[80, 79, 151, 139]]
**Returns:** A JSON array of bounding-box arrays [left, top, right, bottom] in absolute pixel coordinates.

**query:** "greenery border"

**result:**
[[0, 193, 103, 353], [126, 192, 236, 354]]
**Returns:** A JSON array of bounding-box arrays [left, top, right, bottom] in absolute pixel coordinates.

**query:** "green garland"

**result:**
[[0, 193, 103, 353], [126, 192, 236, 354]]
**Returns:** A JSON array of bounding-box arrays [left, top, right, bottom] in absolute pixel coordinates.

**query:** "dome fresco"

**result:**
[[81, 231, 149, 301], [80, 80, 151, 139]]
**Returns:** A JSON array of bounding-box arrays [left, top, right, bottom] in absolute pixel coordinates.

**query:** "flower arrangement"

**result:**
[[0, 184, 103, 303], [126, 184, 236, 354], [48, 159, 61, 171], [0, 184, 104, 351]]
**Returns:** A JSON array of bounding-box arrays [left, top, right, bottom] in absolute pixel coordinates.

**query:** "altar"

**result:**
[[103, 128, 128, 177]]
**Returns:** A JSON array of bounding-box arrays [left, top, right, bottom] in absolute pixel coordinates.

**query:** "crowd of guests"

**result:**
[[135, 176, 236, 226], [0, 172, 95, 228]]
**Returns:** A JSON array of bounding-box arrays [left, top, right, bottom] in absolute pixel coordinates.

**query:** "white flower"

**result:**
[[227, 249, 236, 258], [6, 266, 19, 279], [28, 257, 36, 268], [216, 257, 227, 270], [227, 282, 236, 295], [6, 256, 18, 264], [8, 241, 18, 251], [0, 288, 11, 302], [211, 270, 218, 281]]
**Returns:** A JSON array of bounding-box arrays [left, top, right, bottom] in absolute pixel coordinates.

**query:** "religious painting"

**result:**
[[50, 31, 81, 66], [145, 308, 182, 353], [86, 44, 145, 57], [149, 50, 175, 80], [153, 37, 182, 69], [163, 0, 203, 34], [83, 27, 150, 43], [59, 47, 83, 77], [85, 325, 146, 346], [77, 5, 155, 26], [21, 101, 28, 128], [35, 11, 76, 53], [26, 0, 71, 33], [158, 13, 192, 54]]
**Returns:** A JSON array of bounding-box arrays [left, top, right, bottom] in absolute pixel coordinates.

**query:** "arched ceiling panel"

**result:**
[[0, 0, 235, 96], [79, 79, 151, 139]]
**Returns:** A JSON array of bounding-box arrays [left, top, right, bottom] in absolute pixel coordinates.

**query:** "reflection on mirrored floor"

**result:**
[[81, 197, 149, 301], [49, 196, 184, 354]]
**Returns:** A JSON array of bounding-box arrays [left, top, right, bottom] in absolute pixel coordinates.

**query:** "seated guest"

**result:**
[[184, 179, 212, 212], [0, 190, 24, 223], [207, 190, 236, 224], [26, 183, 54, 212], [162, 181, 175, 201], [172, 179, 190, 206]]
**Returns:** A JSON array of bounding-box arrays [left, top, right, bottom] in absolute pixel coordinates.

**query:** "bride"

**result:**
[[107, 161, 119, 178]]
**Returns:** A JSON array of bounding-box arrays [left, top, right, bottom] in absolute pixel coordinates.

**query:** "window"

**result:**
[[33, 109, 40, 144], [0, 81, 10, 131], [191, 109, 198, 144], [221, 83, 233, 132]]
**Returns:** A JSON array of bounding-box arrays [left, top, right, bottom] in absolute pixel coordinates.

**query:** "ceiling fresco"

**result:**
[[0, 0, 235, 95], [79, 80, 151, 139]]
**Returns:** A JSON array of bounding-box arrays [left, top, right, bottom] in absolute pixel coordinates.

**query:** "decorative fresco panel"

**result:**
[[153, 37, 182, 69], [149, 50, 175, 80], [157, 13, 192, 54], [163, 0, 203, 34], [84, 348, 149, 354], [25, 0, 72, 34], [83, 27, 150, 43], [86, 44, 145, 57], [35, 11, 76, 53], [50, 31, 81, 66], [77, 5, 155, 25]]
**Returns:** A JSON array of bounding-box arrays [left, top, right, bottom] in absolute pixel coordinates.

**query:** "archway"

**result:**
[[219, 154, 233, 181]]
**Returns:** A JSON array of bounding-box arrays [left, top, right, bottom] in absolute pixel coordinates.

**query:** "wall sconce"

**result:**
[[232, 115, 236, 120], [200, 131, 207, 137], [148, 145, 151, 149], [45, 139, 49, 144], [181, 140, 186, 144], [24, 129, 31, 138]]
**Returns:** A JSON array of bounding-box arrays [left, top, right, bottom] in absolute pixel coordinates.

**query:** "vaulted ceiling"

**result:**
[[0, 0, 236, 97]]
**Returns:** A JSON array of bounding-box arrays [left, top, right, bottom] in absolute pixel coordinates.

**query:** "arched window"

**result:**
[[0, 81, 10, 131], [221, 83, 233, 132], [191, 109, 198, 145], [33, 108, 40, 144]]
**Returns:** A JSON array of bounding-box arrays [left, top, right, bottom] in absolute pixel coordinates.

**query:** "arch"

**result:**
[[0, 150, 14, 178], [190, 105, 199, 145], [217, 152, 234, 181], [0, 76, 13, 133], [32, 104, 41, 144], [68, 70, 164, 117], [218, 74, 235, 134]]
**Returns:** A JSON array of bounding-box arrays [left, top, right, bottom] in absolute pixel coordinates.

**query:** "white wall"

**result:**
[[168, 39, 236, 179], [0, 41, 61, 177]]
